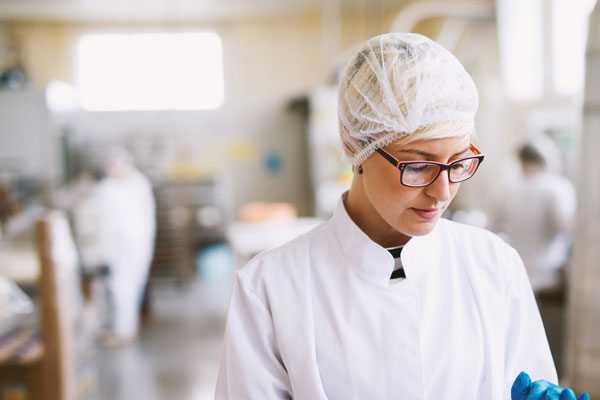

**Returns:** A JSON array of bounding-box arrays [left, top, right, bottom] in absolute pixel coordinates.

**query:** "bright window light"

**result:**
[[76, 32, 224, 111], [552, 0, 596, 95], [496, 0, 544, 101]]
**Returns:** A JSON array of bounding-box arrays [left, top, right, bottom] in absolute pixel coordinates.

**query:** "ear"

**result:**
[[339, 124, 356, 163], [352, 164, 363, 175]]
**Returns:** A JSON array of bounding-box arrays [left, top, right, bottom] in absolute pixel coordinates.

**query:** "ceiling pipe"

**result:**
[[390, 0, 494, 33]]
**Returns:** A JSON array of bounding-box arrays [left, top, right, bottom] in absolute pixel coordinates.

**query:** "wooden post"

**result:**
[[35, 211, 79, 400]]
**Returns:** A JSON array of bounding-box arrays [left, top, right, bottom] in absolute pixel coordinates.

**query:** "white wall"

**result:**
[[8, 16, 334, 215], [0, 89, 59, 181]]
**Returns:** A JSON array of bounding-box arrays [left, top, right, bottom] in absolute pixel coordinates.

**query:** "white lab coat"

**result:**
[[216, 196, 557, 399], [495, 172, 576, 291], [94, 168, 156, 337]]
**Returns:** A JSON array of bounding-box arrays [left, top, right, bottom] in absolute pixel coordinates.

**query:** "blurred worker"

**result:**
[[89, 148, 156, 346], [216, 34, 588, 399], [495, 140, 577, 292]]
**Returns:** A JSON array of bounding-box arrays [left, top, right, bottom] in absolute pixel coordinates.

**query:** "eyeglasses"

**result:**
[[375, 143, 484, 188]]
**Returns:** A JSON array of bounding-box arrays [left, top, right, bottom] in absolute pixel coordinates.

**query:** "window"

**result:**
[[552, 0, 596, 95], [496, 0, 544, 101], [76, 32, 224, 111], [497, 0, 596, 100]]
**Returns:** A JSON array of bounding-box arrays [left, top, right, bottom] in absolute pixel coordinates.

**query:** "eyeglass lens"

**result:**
[[402, 158, 480, 186]]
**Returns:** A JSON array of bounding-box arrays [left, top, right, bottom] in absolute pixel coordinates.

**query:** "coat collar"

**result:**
[[331, 193, 440, 286]]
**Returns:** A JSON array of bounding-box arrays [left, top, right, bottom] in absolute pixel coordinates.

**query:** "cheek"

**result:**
[[364, 174, 419, 216], [363, 167, 397, 198], [448, 182, 461, 201]]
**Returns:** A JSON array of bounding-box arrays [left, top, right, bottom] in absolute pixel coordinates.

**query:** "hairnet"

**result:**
[[337, 33, 479, 166]]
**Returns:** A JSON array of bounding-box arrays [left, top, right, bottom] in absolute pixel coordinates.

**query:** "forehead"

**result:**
[[389, 135, 471, 153]]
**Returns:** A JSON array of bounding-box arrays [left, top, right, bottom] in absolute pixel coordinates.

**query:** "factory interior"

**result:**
[[1, 0, 600, 398]]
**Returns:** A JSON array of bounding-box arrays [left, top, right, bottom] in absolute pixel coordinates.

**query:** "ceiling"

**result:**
[[0, 0, 411, 23]]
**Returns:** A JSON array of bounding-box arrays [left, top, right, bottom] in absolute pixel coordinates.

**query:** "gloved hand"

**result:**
[[511, 371, 590, 400]]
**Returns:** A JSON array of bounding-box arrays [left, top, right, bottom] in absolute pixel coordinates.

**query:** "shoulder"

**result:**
[[536, 173, 576, 197], [236, 219, 334, 289], [436, 218, 523, 284], [437, 218, 510, 251], [128, 169, 153, 189]]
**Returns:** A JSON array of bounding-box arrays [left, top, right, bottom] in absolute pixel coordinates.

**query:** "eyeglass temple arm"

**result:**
[[375, 148, 402, 168], [470, 143, 482, 155]]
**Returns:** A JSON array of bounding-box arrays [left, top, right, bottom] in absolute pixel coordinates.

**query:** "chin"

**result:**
[[401, 219, 439, 237]]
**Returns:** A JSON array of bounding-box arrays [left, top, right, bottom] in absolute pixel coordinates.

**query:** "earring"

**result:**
[[358, 165, 363, 174]]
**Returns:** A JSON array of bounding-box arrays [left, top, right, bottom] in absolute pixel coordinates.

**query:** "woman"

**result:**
[[216, 33, 588, 400]]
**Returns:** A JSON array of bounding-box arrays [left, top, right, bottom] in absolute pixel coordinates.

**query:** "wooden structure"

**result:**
[[35, 210, 81, 400], [0, 210, 87, 400]]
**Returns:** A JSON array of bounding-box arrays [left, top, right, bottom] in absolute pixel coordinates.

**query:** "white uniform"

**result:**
[[495, 172, 576, 291], [95, 168, 156, 338], [216, 197, 557, 399]]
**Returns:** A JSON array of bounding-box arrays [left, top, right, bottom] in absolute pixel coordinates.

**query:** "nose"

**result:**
[[424, 170, 453, 202]]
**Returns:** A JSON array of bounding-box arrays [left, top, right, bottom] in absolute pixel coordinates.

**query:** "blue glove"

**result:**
[[511, 371, 590, 400]]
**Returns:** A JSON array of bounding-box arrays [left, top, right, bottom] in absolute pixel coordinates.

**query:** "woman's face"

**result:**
[[354, 135, 471, 245]]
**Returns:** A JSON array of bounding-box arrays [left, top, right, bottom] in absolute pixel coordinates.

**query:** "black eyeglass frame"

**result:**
[[375, 143, 485, 188]]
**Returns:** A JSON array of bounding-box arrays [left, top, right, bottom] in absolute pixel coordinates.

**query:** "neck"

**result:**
[[344, 177, 411, 248], [522, 164, 545, 177]]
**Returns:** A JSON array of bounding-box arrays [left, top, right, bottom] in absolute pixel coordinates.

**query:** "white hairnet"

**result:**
[[338, 33, 479, 166]]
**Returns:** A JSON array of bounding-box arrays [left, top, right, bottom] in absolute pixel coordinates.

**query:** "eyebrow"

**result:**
[[395, 146, 471, 159]]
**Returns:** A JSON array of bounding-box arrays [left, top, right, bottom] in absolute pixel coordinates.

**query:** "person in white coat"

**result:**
[[216, 34, 588, 400], [93, 148, 156, 345], [494, 140, 577, 292]]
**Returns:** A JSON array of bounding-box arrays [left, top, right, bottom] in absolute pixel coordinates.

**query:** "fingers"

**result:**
[[560, 388, 576, 400], [510, 372, 590, 400], [528, 380, 561, 399], [526, 381, 589, 400], [512, 371, 532, 400]]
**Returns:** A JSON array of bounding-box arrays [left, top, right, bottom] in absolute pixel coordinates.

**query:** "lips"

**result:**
[[412, 208, 440, 220]]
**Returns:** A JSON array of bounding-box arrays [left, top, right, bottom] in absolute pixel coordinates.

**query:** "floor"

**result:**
[[93, 276, 232, 400]]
